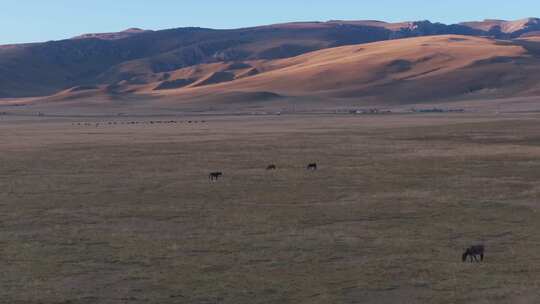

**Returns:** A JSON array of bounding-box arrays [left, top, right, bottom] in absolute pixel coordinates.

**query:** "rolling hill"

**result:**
[[142, 35, 540, 104], [2, 18, 540, 112]]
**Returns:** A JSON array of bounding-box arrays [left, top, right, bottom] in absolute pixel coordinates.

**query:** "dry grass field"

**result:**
[[2, 112, 540, 303]]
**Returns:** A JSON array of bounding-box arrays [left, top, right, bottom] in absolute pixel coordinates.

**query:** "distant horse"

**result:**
[[307, 163, 318, 171], [209, 172, 223, 181], [266, 164, 277, 170], [462, 245, 485, 262]]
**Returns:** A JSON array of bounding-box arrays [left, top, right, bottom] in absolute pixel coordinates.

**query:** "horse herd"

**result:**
[[73, 120, 207, 127], [209, 163, 486, 263], [209, 163, 318, 181]]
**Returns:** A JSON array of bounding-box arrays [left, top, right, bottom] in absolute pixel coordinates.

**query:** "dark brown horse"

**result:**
[[307, 163, 318, 171], [266, 164, 277, 170], [462, 245, 485, 262], [209, 172, 223, 181]]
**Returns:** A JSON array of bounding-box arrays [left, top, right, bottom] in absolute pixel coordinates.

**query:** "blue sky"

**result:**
[[1, 0, 538, 44]]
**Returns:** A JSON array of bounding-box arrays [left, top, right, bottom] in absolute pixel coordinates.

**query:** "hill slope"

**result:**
[[19, 34, 540, 114], [2, 18, 540, 99], [144, 35, 538, 104]]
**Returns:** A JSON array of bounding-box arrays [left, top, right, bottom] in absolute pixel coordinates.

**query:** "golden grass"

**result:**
[[150, 35, 525, 96]]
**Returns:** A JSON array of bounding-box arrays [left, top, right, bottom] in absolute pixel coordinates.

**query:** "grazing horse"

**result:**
[[307, 163, 318, 171], [209, 172, 223, 181], [462, 245, 485, 262], [266, 164, 277, 170]]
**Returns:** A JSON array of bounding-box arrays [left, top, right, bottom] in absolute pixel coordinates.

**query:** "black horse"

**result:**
[[307, 163, 318, 171], [266, 164, 277, 170], [462, 245, 485, 263], [209, 172, 223, 181]]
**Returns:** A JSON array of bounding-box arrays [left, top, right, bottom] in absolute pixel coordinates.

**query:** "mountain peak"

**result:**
[[460, 18, 540, 34]]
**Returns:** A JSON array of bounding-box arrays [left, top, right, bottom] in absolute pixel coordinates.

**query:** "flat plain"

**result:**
[[2, 112, 540, 303]]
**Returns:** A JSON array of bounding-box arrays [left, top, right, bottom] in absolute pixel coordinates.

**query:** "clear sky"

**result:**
[[1, 0, 538, 44]]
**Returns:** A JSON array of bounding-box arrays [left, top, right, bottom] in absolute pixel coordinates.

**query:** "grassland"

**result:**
[[2, 113, 540, 303]]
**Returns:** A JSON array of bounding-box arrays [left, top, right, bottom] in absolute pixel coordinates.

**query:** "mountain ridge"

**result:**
[[71, 28, 152, 40], [2, 18, 540, 102], [37, 17, 540, 44]]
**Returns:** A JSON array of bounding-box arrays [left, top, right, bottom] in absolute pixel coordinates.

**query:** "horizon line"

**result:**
[[1, 16, 538, 46]]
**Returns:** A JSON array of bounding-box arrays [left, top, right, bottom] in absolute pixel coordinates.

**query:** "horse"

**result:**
[[307, 163, 318, 171], [266, 164, 277, 170], [462, 245, 485, 263], [209, 172, 223, 181]]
